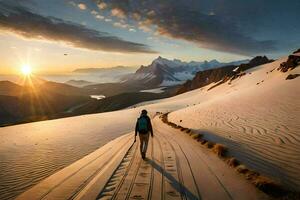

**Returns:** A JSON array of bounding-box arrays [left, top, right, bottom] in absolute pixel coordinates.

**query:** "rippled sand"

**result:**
[[168, 58, 300, 190], [0, 111, 140, 200]]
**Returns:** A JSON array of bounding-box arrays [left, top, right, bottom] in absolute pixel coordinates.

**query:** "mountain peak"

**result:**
[[152, 56, 169, 66], [248, 56, 271, 66], [129, 56, 251, 87], [154, 56, 166, 62]]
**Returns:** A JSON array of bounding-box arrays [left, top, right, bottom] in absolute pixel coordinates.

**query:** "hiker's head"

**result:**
[[141, 109, 148, 115]]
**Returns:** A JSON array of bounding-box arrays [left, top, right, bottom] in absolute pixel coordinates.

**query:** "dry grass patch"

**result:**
[[226, 157, 239, 167], [245, 170, 260, 180], [177, 125, 183, 129], [180, 127, 188, 132], [191, 133, 202, 141], [251, 175, 286, 197], [212, 144, 227, 157], [185, 129, 191, 133], [169, 123, 177, 128], [236, 165, 249, 174], [205, 141, 215, 149], [200, 139, 207, 145]]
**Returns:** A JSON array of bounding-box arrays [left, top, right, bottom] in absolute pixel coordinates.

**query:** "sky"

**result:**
[[0, 0, 299, 74]]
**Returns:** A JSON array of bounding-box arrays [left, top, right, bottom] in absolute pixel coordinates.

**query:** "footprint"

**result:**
[[168, 168, 176, 172], [167, 191, 179, 197], [139, 172, 148, 177], [131, 195, 143, 199]]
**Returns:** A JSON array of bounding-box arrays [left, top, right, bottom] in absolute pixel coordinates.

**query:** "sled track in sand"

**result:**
[[96, 118, 269, 200], [97, 129, 192, 200]]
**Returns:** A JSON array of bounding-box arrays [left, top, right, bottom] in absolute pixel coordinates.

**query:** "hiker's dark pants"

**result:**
[[139, 133, 150, 155]]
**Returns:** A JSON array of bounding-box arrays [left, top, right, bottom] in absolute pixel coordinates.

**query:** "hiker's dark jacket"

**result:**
[[135, 115, 153, 136]]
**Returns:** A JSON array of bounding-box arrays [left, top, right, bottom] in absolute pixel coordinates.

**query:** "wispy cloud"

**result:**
[[91, 10, 98, 15], [0, 2, 156, 54], [104, 18, 112, 22], [113, 22, 128, 29], [95, 14, 105, 20]]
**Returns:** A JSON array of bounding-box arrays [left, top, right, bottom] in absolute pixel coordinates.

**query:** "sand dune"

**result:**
[[1, 55, 299, 199], [166, 57, 300, 190], [0, 111, 141, 199]]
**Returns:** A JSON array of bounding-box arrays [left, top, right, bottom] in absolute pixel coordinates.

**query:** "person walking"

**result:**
[[134, 109, 153, 159]]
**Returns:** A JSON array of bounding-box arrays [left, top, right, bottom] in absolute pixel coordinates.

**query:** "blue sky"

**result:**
[[0, 0, 299, 74]]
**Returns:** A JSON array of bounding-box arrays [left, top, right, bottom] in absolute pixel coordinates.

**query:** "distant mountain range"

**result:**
[[73, 66, 137, 74], [124, 56, 249, 87], [28, 66, 138, 84], [72, 66, 137, 83], [177, 56, 272, 94]]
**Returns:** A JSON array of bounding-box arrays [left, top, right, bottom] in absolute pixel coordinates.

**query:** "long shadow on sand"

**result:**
[[147, 159, 199, 200]]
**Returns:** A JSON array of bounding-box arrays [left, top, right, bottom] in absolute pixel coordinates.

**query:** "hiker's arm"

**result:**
[[135, 120, 138, 137], [134, 121, 138, 142]]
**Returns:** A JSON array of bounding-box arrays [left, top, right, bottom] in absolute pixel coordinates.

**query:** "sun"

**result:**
[[21, 64, 32, 76]]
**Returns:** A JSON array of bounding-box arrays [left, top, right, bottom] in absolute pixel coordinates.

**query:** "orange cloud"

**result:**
[[77, 3, 86, 10], [111, 8, 126, 19]]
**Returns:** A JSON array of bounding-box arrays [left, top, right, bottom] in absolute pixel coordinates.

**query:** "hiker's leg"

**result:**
[[139, 134, 144, 155], [142, 133, 150, 154], [141, 134, 147, 153]]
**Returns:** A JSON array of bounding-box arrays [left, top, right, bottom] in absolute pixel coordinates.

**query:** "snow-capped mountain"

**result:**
[[125, 56, 249, 87]]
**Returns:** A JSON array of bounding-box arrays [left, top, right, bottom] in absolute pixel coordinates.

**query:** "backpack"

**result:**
[[138, 116, 148, 133]]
